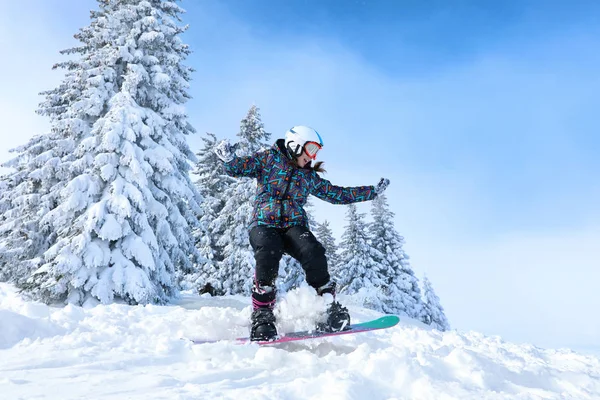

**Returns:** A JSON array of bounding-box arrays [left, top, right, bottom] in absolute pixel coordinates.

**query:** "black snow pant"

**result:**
[[249, 225, 330, 309]]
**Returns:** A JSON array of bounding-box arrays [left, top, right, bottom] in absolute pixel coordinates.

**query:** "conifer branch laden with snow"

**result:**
[[2, 0, 203, 305], [276, 256, 304, 292]]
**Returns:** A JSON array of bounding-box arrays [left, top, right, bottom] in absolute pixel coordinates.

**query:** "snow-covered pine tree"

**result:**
[[0, 171, 35, 283], [314, 220, 342, 282], [369, 194, 423, 318], [212, 105, 270, 295], [337, 204, 384, 310], [185, 132, 234, 291], [421, 275, 450, 331], [0, 159, 55, 284], [14, 0, 203, 305]]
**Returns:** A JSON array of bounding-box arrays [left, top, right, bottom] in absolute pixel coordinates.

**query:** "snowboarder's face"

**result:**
[[297, 153, 312, 168]]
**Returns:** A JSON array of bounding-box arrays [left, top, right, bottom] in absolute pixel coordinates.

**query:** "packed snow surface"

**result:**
[[1, 283, 599, 399]]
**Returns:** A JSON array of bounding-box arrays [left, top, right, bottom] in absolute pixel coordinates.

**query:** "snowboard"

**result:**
[[188, 315, 400, 345]]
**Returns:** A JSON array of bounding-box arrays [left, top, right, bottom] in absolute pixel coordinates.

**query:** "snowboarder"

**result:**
[[215, 126, 390, 341]]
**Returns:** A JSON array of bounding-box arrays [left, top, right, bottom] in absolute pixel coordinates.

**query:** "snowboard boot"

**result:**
[[250, 283, 278, 341], [250, 307, 277, 341], [316, 281, 351, 332]]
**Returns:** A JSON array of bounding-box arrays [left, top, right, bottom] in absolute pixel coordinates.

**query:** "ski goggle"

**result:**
[[303, 141, 322, 160]]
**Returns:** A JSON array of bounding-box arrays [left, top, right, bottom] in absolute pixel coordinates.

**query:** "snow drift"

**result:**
[[1, 282, 599, 399]]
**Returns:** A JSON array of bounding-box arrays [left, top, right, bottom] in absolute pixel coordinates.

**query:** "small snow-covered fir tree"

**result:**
[[185, 132, 234, 290], [314, 220, 342, 281], [421, 275, 450, 331], [212, 105, 270, 295], [369, 194, 423, 318], [6, 0, 203, 305], [337, 204, 383, 309]]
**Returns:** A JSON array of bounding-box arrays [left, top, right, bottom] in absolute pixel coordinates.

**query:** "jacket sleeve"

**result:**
[[310, 174, 376, 204], [222, 150, 268, 178]]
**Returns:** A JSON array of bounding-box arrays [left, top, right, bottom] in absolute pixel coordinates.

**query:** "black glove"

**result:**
[[375, 178, 390, 195]]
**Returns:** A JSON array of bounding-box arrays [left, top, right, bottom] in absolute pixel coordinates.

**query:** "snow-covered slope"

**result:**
[[1, 283, 599, 400]]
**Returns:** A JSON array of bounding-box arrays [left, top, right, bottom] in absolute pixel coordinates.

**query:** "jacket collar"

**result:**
[[275, 139, 293, 160]]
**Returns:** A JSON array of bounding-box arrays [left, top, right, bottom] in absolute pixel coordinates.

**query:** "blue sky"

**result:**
[[1, 0, 599, 352]]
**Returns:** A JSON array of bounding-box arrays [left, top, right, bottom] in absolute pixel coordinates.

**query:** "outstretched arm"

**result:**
[[311, 176, 390, 204], [311, 175, 377, 204]]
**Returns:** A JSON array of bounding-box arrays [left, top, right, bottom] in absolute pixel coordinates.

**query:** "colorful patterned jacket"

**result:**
[[222, 139, 377, 230]]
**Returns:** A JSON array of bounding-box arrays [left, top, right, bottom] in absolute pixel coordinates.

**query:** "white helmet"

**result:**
[[284, 126, 324, 160]]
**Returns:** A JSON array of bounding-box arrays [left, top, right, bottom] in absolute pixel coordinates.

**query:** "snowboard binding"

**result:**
[[316, 281, 351, 332], [316, 301, 351, 332]]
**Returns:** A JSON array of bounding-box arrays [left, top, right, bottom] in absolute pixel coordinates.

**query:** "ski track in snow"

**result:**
[[1, 283, 599, 400]]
